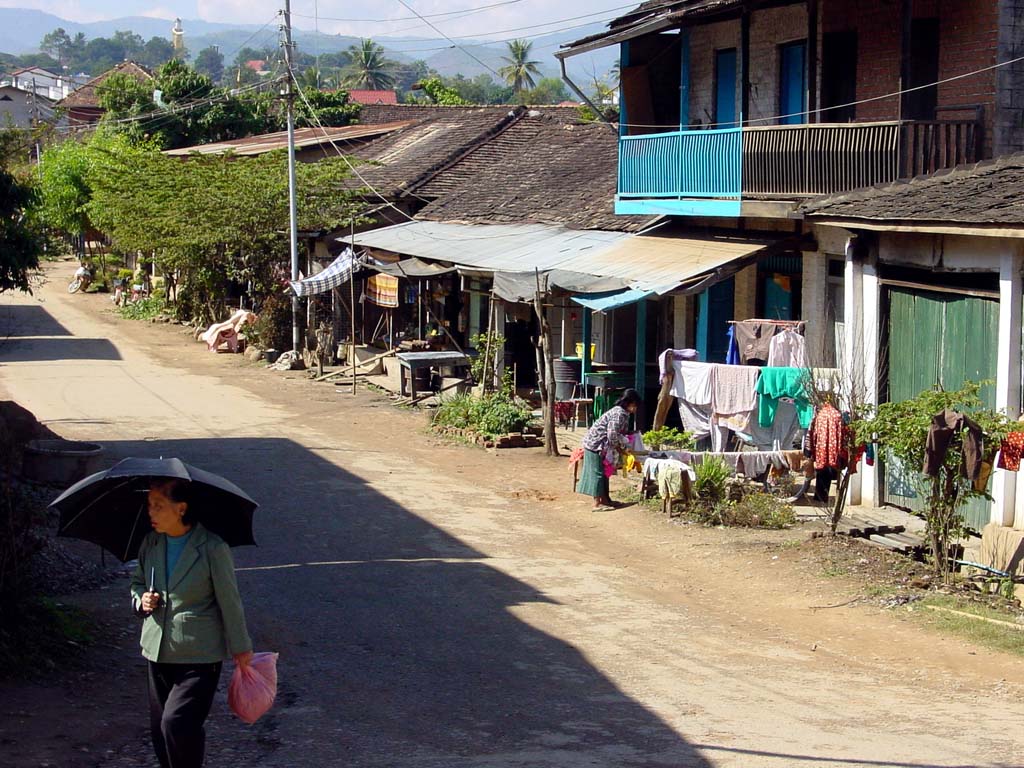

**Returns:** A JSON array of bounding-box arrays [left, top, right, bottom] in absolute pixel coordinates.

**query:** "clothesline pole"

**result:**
[[418, 279, 424, 340], [635, 298, 648, 423]]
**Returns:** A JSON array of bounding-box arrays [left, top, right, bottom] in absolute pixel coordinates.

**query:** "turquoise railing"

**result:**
[[618, 126, 742, 200]]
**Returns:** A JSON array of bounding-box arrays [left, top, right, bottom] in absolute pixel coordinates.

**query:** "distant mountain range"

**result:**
[[0, 7, 617, 84]]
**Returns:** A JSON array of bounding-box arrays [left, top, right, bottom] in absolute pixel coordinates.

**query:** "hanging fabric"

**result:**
[[767, 328, 807, 368], [366, 274, 399, 307]]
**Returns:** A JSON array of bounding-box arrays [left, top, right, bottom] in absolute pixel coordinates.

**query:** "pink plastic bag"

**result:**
[[228, 652, 278, 724]]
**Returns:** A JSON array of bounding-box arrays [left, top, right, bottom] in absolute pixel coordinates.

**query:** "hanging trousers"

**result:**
[[148, 661, 222, 768]]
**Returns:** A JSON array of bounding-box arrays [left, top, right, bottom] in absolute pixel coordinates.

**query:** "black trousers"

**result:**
[[148, 661, 222, 768]]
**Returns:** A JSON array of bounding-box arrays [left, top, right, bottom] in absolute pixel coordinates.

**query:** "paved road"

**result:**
[[3, 275, 1024, 767]]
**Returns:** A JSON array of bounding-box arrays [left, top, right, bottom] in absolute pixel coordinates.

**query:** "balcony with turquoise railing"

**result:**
[[615, 118, 983, 218]]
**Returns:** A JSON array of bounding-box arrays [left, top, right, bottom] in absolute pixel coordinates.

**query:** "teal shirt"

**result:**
[[165, 528, 194, 583], [756, 367, 814, 429]]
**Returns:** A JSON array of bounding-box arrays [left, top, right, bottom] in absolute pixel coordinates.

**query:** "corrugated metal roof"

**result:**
[[351, 222, 773, 294], [568, 230, 771, 293], [351, 221, 631, 273], [164, 122, 413, 156]]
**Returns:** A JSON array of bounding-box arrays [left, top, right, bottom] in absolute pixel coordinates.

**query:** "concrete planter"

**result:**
[[22, 439, 104, 487]]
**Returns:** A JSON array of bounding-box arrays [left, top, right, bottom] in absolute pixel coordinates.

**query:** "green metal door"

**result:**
[[883, 287, 998, 531]]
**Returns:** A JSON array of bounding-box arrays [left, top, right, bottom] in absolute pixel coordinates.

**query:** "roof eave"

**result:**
[[807, 216, 1024, 238], [556, 15, 677, 59]]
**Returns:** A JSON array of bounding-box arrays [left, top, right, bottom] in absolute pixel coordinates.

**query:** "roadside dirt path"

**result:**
[[2, 266, 1023, 767]]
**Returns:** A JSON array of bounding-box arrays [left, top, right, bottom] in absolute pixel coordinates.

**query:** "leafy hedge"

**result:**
[[433, 392, 534, 438]]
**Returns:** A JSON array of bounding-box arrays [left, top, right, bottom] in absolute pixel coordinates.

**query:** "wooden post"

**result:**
[[349, 226, 357, 396], [533, 271, 559, 457]]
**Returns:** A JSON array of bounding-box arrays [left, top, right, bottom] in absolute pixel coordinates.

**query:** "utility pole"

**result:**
[[30, 78, 41, 172], [282, 1, 301, 354]]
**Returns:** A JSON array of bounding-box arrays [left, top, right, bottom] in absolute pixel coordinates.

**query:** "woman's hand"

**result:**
[[140, 591, 161, 613], [234, 650, 254, 668]]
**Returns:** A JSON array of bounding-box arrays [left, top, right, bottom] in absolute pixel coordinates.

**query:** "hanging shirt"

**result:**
[[997, 431, 1024, 472], [923, 409, 983, 480], [767, 329, 807, 368], [755, 367, 813, 429], [809, 403, 845, 470]]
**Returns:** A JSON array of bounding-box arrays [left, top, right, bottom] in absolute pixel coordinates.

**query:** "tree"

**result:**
[[394, 59, 431, 94], [341, 39, 396, 90], [0, 129, 42, 292], [39, 28, 72, 66], [194, 47, 225, 84], [295, 89, 361, 127], [111, 30, 145, 59], [96, 72, 158, 144], [412, 76, 469, 106], [525, 77, 568, 104], [141, 36, 176, 70], [499, 39, 541, 93]]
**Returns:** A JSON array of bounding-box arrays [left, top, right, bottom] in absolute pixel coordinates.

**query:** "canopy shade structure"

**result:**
[[572, 288, 655, 312], [565, 230, 774, 294], [289, 248, 355, 297], [491, 270, 629, 303], [367, 257, 456, 278]]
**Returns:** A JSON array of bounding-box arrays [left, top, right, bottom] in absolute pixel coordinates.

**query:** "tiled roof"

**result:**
[[58, 61, 152, 108], [356, 102, 581, 126], [345, 106, 523, 197], [347, 89, 398, 105], [414, 114, 656, 233], [801, 154, 1024, 227], [164, 122, 413, 156]]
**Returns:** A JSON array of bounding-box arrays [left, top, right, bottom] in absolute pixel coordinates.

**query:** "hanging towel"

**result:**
[[755, 367, 813, 429], [658, 348, 699, 381], [767, 329, 807, 368], [712, 364, 761, 417], [366, 274, 399, 307]]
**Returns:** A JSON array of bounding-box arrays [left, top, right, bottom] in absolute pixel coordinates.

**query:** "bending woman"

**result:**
[[130, 478, 253, 768], [577, 388, 642, 511]]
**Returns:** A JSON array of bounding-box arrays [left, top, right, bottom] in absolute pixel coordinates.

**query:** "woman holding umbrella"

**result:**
[[131, 477, 253, 768]]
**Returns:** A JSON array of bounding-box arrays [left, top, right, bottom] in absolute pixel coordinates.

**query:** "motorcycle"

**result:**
[[67, 264, 93, 294]]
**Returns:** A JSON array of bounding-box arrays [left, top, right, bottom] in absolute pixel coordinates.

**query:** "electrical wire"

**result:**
[[292, 0, 524, 24], [610, 54, 1024, 130], [390, 0, 504, 81]]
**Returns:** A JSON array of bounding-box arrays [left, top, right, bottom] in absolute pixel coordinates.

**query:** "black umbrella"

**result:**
[[50, 457, 258, 562]]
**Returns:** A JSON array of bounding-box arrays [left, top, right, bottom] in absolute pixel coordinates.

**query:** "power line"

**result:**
[[292, 0, 523, 24], [390, 0, 503, 81]]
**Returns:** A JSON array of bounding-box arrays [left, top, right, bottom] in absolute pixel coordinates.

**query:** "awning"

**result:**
[[289, 248, 355, 297], [572, 288, 655, 312], [491, 270, 629, 303], [351, 221, 776, 297], [367, 257, 456, 278], [565, 230, 774, 294], [350, 221, 632, 273]]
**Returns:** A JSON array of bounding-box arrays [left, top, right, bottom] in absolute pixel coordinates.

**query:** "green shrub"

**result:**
[[248, 294, 291, 351], [117, 294, 167, 320], [688, 493, 795, 529], [694, 456, 730, 503], [433, 391, 534, 438], [642, 426, 694, 451]]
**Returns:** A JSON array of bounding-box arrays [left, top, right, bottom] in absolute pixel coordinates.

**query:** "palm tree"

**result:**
[[499, 39, 541, 93], [341, 39, 396, 90]]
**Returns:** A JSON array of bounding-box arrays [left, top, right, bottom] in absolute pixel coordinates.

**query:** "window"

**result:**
[[821, 31, 857, 122]]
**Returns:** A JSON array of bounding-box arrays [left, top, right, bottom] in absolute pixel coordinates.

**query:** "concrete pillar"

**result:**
[[734, 264, 758, 321], [859, 260, 881, 508], [994, 250, 1023, 527], [801, 251, 828, 366]]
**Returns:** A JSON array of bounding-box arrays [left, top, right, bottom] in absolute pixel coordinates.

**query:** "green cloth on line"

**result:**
[[576, 449, 608, 498], [755, 366, 813, 429]]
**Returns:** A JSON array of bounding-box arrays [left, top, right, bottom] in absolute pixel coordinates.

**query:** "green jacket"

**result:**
[[130, 523, 252, 664]]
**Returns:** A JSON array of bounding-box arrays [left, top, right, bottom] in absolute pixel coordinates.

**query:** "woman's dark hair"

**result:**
[[150, 478, 195, 524], [616, 389, 642, 409]]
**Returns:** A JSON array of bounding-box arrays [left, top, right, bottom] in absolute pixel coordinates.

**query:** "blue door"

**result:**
[[779, 41, 807, 125], [715, 49, 737, 127], [697, 277, 735, 362]]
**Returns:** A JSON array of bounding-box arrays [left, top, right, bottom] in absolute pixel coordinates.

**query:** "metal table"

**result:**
[[396, 351, 472, 398]]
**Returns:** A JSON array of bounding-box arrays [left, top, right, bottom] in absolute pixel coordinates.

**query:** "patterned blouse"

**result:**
[[582, 405, 630, 454]]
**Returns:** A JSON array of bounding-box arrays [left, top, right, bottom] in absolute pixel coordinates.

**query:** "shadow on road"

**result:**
[[70, 436, 714, 767], [0, 304, 73, 337], [0, 303, 121, 362]]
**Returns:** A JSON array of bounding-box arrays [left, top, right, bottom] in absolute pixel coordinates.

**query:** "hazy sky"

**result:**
[[1, 0, 635, 40]]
